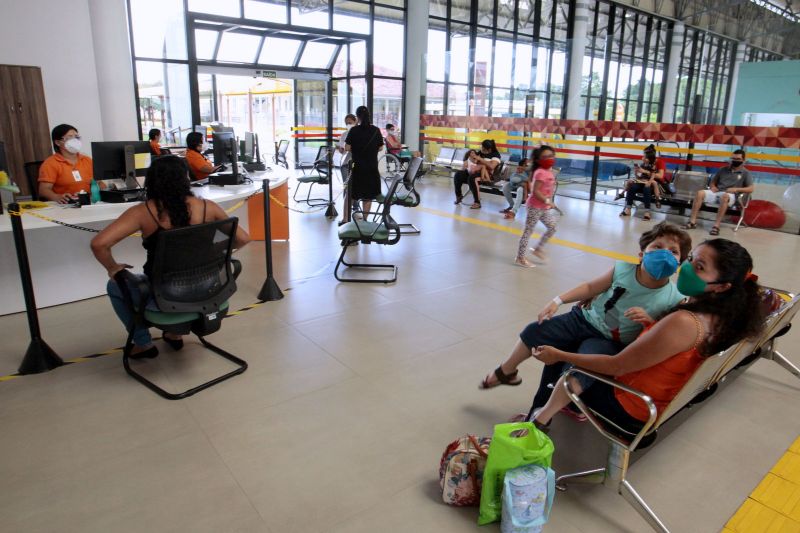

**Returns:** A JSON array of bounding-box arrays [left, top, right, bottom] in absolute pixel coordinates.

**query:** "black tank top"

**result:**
[[142, 199, 206, 279]]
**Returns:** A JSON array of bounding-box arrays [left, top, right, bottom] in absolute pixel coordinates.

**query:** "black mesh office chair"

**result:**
[[23, 161, 43, 200], [113, 218, 247, 400], [293, 145, 331, 206]]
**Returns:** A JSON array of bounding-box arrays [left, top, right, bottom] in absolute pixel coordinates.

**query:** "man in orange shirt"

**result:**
[[38, 124, 94, 203], [184, 131, 221, 181]]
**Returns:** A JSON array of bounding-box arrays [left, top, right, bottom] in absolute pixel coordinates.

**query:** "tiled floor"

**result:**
[[1, 173, 799, 532]]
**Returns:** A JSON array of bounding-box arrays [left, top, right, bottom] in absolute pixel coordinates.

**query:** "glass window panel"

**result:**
[[493, 35, 513, 88], [244, 0, 287, 23], [332, 79, 347, 128], [496, 1, 515, 31], [188, 0, 240, 17], [518, 0, 535, 33], [350, 41, 366, 76], [425, 82, 445, 114], [374, 19, 404, 78], [448, 84, 468, 116], [334, 1, 371, 34], [258, 37, 302, 66], [450, 1, 471, 22], [514, 40, 533, 90], [449, 25, 470, 84], [291, 5, 330, 29], [427, 29, 447, 82], [217, 33, 262, 63], [374, 78, 403, 130], [377, 0, 405, 7], [198, 74, 215, 124], [550, 49, 567, 91], [130, 0, 187, 60], [298, 42, 337, 69], [332, 47, 348, 77], [472, 85, 490, 116], [533, 45, 551, 91], [474, 37, 493, 87], [194, 29, 218, 60], [350, 78, 367, 111], [136, 61, 192, 138], [548, 93, 563, 119], [476, 0, 495, 26], [429, 0, 447, 18], [491, 88, 510, 116], [512, 90, 526, 115]]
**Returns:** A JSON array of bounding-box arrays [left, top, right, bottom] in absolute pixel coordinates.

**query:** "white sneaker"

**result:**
[[529, 248, 548, 263], [514, 257, 536, 268]]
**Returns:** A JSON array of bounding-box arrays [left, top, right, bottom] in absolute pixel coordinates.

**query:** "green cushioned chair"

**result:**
[[293, 145, 332, 206], [114, 218, 247, 400], [335, 175, 404, 283], [374, 157, 424, 235]]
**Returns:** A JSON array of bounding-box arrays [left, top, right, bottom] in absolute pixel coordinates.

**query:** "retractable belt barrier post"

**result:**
[[325, 145, 338, 219], [7, 203, 63, 374], [257, 180, 285, 302]]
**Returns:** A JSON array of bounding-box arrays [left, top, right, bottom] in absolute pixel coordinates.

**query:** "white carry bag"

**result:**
[[501, 464, 555, 533]]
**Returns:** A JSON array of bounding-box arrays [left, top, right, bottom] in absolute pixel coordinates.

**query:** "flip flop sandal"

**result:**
[[470, 203, 482, 209], [479, 366, 522, 389], [709, 226, 720, 235], [454, 197, 463, 205], [643, 212, 652, 221], [619, 209, 630, 217], [682, 222, 697, 229]]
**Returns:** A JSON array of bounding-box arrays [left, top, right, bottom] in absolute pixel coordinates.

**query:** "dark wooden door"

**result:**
[[0, 65, 51, 196]]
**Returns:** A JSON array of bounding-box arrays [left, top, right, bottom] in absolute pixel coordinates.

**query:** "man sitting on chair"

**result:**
[[683, 150, 754, 235]]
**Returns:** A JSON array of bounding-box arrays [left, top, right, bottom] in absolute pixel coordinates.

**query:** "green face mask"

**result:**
[[677, 261, 726, 296]]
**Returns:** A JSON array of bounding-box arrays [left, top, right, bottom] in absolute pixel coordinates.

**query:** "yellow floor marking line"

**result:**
[[417, 206, 639, 264], [725, 436, 800, 532]]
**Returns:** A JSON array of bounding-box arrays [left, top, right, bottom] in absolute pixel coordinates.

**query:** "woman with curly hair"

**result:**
[[91, 156, 250, 359], [528, 238, 765, 433]]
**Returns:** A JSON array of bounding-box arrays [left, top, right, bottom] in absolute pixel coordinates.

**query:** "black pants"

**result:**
[[454, 170, 480, 202], [626, 182, 651, 209]]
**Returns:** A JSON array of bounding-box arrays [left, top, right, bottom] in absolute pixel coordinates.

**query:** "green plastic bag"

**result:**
[[478, 422, 555, 525]]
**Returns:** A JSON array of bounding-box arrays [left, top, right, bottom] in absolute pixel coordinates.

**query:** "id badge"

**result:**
[[72, 170, 83, 182]]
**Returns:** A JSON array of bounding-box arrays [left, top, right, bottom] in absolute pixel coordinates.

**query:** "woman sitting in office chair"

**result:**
[[148, 128, 171, 157], [91, 156, 251, 359], [184, 131, 222, 181]]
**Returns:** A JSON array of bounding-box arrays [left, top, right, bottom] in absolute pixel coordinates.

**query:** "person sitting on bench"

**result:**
[[453, 150, 482, 206], [454, 140, 501, 210], [620, 144, 666, 220], [501, 158, 530, 219], [683, 150, 754, 236], [90, 156, 251, 359], [528, 238, 764, 433]]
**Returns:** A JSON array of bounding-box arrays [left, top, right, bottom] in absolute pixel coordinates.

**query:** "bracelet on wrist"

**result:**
[[553, 296, 563, 306]]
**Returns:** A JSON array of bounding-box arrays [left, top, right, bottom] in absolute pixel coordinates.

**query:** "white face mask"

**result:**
[[346, 123, 354, 130], [63, 138, 82, 154]]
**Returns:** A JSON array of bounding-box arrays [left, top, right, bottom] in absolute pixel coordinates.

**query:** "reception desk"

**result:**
[[0, 168, 289, 316]]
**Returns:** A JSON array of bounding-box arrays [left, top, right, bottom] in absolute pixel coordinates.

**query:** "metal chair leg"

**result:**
[[334, 241, 398, 284], [555, 467, 606, 491], [620, 479, 671, 533], [397, 223, 420, 235], [769, 349, 800, 379]]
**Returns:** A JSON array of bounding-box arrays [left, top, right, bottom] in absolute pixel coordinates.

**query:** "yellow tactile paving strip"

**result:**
[[725, 437, 800, 532]]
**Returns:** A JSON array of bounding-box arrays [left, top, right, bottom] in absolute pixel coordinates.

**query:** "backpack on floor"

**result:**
[[439, 435, 492, 506]]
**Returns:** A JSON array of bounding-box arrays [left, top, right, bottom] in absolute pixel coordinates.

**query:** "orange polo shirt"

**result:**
[[185, 149, 212, 181], [150, 139, 162, 156], [38, 153, 94, 195]]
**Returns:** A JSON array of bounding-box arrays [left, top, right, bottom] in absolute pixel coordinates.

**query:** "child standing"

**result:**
[[514, 146, 558, 268]]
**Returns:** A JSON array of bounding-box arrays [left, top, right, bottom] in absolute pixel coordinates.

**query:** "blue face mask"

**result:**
[[642, 249, 679, 280]]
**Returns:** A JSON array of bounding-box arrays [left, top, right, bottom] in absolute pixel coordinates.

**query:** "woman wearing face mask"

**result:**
[[185, 131, 222, 181], [38, 124, 96, 203], [529, 238, 765, 434], [337, 114, 357, 154], [514, 145, 559, 268], [345, 106, 384, 216], [620, 144, 666, 220]]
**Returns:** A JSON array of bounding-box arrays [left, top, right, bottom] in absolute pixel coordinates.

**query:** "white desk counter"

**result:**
[[0, 169, 289, 316]]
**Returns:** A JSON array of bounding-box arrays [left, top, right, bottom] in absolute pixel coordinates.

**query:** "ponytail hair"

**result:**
[[355, 106, 371, 126], [676, 238, 765, 355], [531, 145, 555, 172], [644, 144, 657, 162]]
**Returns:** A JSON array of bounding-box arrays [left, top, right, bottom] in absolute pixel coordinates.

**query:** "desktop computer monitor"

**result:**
[[243, 132, 255, 161], [212, 132, 237, 166], [211, 124, 234, 134], [92, 141, 151, 185]]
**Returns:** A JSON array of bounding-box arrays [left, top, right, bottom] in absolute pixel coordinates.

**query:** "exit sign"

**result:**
[[255, 70, 277, 79]]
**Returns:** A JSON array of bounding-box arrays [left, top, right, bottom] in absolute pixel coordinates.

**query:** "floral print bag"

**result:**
[[438, 435, 492, 506]]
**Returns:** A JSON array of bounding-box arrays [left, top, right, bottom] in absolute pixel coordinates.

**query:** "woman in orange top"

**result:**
[[529, 239, 765, 434], [184, 131, 221, 181], [38, 123, 95, 203]]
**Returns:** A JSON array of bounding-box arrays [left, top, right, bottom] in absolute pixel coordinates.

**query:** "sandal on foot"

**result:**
[[560, 406, 588, 422], [469, 202, 481, 209], [619, 209, 630, 217], [655, 199, 662, 209], [682, 222, 697, 229], [480, 366, 523, 389], [709, 226, 720, 236], [513, 257, 536, 268], [643, 211, 652, 221], [454, 197, 463, 205], [503, 211, 515, 219]]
